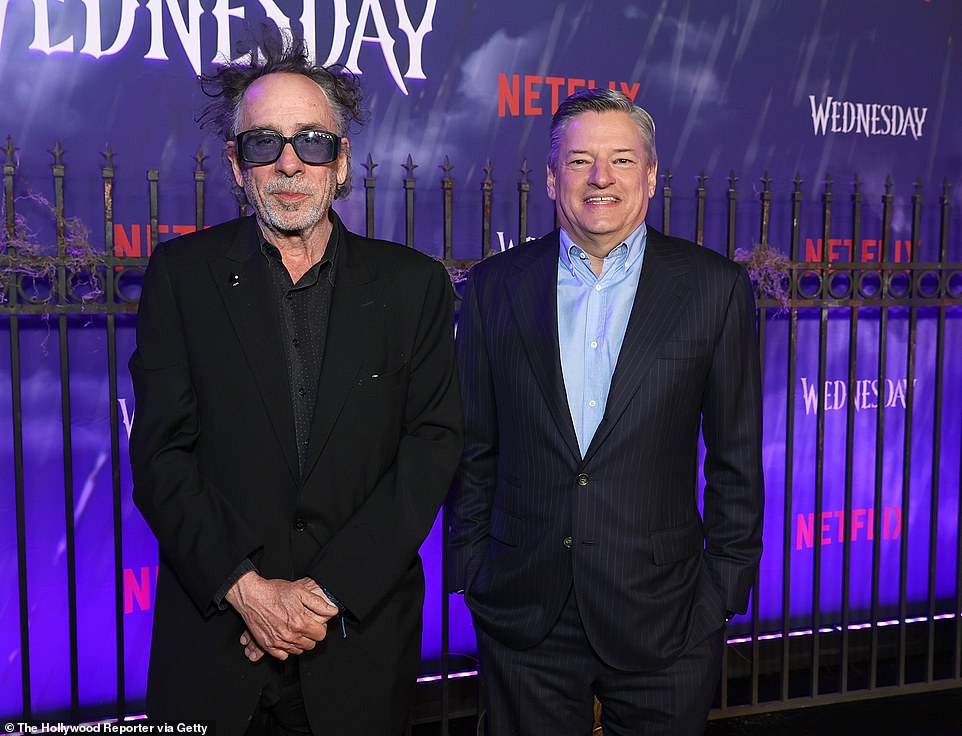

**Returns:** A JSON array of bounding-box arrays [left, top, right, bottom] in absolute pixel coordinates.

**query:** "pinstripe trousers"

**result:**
[[476, 587, 724, 736]]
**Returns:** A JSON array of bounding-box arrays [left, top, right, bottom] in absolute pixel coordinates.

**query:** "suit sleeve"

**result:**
[[445, 267, 498, 593], [700, 266, 765, 614], [306, 259, 463, 622], [129, 244, 262, 615]]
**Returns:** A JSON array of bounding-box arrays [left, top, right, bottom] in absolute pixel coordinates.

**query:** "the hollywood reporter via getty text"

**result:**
[[3, 722, 212, 735]]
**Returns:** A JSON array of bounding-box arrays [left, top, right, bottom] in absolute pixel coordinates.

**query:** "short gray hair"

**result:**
[[547, 88, 657, 172]]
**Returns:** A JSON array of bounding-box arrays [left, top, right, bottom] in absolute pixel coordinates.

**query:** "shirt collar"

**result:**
[[558, 222, 648, 276], [258, 216, 340, 286]]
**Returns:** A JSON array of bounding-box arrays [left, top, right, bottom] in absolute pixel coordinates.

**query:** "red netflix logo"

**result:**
[[114, 223, 199, 258], [124, 566, 158, 614], [498, 73, 640, 117], [795, 506, 901, 551], [804, 238, 913, 263]]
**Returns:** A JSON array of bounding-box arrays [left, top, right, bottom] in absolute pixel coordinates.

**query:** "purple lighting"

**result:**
[[726, 612, 961, 645], [416, 670, 479, 684]]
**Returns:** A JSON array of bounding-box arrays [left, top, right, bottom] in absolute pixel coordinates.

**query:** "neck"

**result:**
[[567, 234, 624, 279], [259, 214, 333, 282], [585, 251, 606, 278]]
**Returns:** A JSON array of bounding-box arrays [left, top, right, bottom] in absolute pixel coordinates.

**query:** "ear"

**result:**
[[646, 161, 658, 198], [336, 138, 350, 187], [546, 162, 557, 201], [226, 141, 244, 190]]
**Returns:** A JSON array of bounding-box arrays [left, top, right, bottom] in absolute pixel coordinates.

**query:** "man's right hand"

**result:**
[[225, 571, 339, 661]]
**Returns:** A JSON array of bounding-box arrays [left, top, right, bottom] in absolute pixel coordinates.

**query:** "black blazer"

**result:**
[[447, 226, 763, 671], [130, 214, 462, 733]]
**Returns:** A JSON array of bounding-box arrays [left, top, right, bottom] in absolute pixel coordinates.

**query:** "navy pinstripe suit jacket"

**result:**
[[447, 226, 764, 671]]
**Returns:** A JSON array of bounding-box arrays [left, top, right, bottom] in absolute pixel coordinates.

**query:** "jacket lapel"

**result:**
[[300, 223, 381, 480], [582, 229, 692, 463], [505, 234, 581, 463], [210, 217, 300, 484]]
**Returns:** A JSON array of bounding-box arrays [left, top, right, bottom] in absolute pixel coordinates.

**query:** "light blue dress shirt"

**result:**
[[558, 223, 648, 456]]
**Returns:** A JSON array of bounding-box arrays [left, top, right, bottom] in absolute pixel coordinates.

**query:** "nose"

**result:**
[[274, 141, 303, 176], [588, 159, 613, 187]]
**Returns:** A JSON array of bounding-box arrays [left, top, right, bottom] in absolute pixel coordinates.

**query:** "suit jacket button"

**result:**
[[576, 474, 589, 487], [293, 518, 306, 532], [563, 536, 573, 549]]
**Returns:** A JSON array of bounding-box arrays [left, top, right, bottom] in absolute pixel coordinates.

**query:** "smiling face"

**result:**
[[546, 110, 658, 258], [226, 72, 349, 241]]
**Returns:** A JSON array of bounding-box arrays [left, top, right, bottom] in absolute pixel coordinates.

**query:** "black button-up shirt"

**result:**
[[260, 227, 338, 477], [214, 222, 339, 609]]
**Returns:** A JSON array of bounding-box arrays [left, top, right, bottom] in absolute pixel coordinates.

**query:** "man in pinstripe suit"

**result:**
[[447, 89, 764, 735]]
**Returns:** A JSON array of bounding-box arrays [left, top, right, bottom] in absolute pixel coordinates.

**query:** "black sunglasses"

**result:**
[[235, 129, 341, 165]]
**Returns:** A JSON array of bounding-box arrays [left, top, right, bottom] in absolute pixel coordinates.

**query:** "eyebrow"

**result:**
[[565, 148, 637, 156], [245, 122, 333, 133]]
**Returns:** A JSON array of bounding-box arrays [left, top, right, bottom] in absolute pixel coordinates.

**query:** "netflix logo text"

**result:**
[[124, 566, 158, 614], [795, 506, 902, 551], [498, 74, 640, 117], [114, 223, 199, 258], [804, 238, 914, 264]]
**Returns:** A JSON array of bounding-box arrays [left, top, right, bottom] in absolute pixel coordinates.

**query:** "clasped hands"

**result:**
[[225, 571, 340, 663]]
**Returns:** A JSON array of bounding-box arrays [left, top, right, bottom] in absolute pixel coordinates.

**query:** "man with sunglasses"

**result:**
[[129, 32, 462, 735]]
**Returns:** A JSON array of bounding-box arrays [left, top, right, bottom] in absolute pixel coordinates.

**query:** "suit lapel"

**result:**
[[300, 225, 380, 480], [582, 230, 692, 463], [210, 217, 300, 484], [505, 234, 581, 463]]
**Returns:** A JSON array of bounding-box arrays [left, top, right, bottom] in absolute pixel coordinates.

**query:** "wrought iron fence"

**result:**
[[2, 135, 961, 730]]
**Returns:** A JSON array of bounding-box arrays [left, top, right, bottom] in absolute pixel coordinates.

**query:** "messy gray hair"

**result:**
[[197, 27, 367, 199]]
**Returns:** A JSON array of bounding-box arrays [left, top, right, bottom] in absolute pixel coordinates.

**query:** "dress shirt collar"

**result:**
[[559, 222, 648, 280], [257, 215, 340, 287]]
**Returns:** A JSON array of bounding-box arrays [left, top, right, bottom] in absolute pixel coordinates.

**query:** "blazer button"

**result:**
[[563, 536, 573, 549], [293, 518, 306, 532], [576, 474, 589, 487]]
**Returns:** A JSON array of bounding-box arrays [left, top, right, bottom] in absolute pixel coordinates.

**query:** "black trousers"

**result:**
[[244, 659, 313, 736], [476, 588, 724, 736]]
